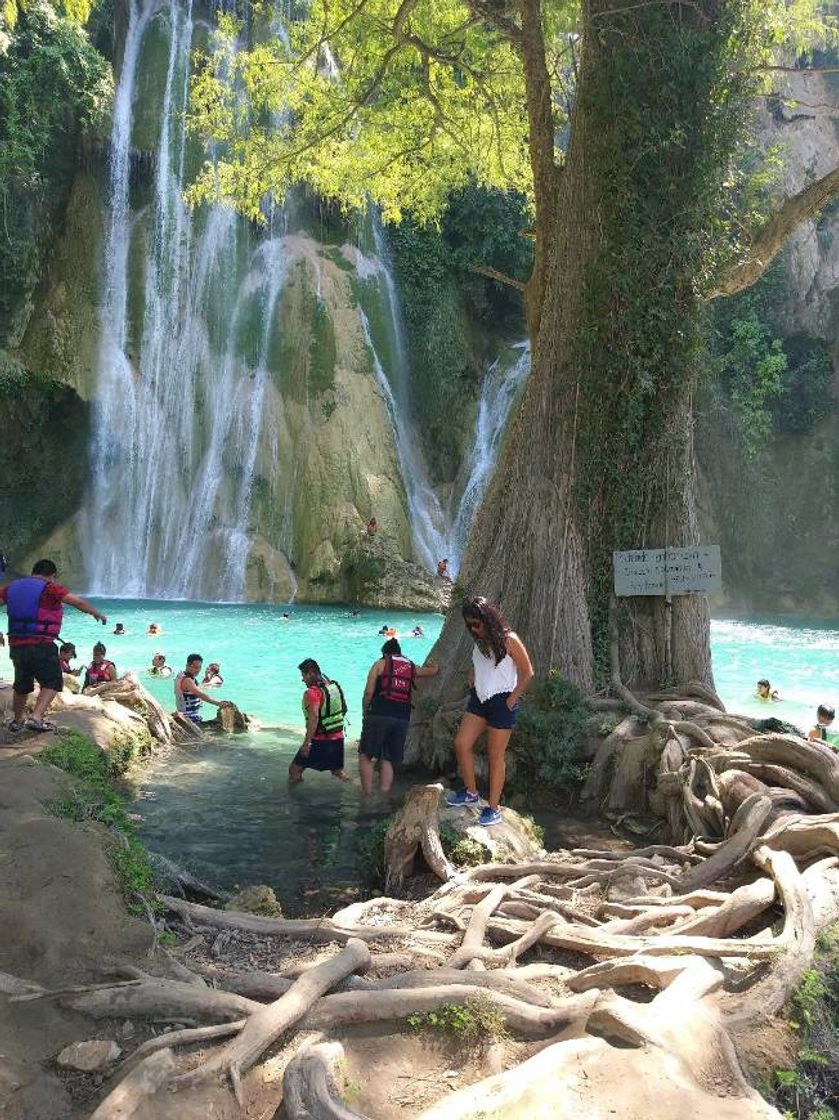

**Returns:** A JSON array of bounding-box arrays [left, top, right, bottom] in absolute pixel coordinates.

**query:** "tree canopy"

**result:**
[[190, 0, 834, 250]]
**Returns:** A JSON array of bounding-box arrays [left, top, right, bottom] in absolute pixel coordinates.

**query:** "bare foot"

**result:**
[[333, 770, 352, 782]]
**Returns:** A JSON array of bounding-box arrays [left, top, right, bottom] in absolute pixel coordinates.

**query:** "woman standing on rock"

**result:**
[[445, 596, 534, 826]]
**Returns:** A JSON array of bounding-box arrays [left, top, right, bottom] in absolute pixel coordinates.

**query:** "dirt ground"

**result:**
[[0, 748, 532, 1120], [0, 752, 152, 1119]]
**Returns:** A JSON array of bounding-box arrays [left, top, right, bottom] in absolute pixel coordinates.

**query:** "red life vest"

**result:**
[[379, 655, 414, 705], [85, 660, 115, 687]]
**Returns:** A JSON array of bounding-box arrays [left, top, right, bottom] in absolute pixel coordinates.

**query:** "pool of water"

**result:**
[[3, 602, 838, 910], [0, 599, 444, 732]]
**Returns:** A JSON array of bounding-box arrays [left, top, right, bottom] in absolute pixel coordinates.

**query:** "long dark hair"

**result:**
[[462, 596, 510, 665]]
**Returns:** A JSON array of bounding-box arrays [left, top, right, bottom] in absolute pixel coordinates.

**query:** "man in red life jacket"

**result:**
[[0, 559, 106, 732], [359, 638, 439, 795]]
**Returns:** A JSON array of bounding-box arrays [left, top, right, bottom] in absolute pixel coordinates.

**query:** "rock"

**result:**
[[56, 1039, 120, 1072], [442, 804, 545, 864], [337, 534, 448, 612], [225, 885, 284, 917]]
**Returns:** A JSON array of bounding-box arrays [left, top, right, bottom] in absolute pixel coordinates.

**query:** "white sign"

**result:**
[[613, 546, 721, 597]]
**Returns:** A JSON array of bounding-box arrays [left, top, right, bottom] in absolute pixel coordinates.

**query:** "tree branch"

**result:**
[[712, 163, 839, 299], [469, 263, 526, 290]]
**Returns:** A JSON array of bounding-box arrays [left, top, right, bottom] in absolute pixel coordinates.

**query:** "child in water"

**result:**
[[756, 678, 780, 702], [808, 704, 835, 744]]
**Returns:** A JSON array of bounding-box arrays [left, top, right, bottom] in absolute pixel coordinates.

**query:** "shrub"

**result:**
[[767, 922, 839, 1118], [509, 672, 589, 798], [407, 996, 507, 1043]]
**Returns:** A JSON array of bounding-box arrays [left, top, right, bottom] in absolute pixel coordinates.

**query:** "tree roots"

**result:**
[[36, 684, 839, 1118]]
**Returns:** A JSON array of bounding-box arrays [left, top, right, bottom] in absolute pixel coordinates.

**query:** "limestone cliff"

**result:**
[[698, 77, 839, 615]]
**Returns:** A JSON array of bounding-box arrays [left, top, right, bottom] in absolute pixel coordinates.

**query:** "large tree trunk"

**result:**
[[413, 0, 752, 760]]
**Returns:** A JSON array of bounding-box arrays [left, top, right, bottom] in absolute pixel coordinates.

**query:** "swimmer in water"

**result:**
[[808, 704, 835, 743], [147, 622, 162, 636], [756, 678, 780, 702], [113, 622, 125, 636], [149, 652, 172, 678], [84, 642, 117, 690], [202, 662, 224, 687], [412, 625, 424, 638]]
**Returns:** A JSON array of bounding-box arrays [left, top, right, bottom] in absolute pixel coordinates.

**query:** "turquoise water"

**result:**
[[0, 600, 444, 731], [3, 603, 837, 909], [0, 600, 833, 731]]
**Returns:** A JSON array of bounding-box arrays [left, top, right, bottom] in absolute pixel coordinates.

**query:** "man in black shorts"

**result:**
[[359, 638, 438, 794], [1, 559, 106, 732]]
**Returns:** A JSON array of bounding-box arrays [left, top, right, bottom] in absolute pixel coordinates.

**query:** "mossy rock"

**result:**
[[226, 885, 284, 917]]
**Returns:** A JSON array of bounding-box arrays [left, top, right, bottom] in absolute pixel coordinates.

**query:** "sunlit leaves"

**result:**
[[188, 0, 535, 222]]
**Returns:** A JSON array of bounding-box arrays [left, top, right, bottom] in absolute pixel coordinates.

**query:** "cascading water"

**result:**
[[86, 0, 527, 600], [87, 0, 289, 600], [355, 223, 450, 569], [449, 343, 531, 572]]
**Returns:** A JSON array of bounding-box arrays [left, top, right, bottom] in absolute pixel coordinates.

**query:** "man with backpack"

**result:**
[[289, 658, 350, 783], [358, 638, 439, 794]]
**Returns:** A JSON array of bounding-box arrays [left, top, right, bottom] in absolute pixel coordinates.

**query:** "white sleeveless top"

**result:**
[[473, 642, 518, 702]]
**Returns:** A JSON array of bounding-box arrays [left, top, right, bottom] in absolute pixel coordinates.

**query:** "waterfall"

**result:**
[[87, 0, 288, 600], [449, 343, 531, 572], [356, 222, 449, 569]]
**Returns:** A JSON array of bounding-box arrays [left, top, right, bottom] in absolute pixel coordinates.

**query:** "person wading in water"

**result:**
[[445, 596, 534, 826], [289, 658, 350, 783], [175, 654, 229, 725], [358, 638, 439, 795]]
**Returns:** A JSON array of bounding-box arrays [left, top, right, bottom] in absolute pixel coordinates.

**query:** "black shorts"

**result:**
[[359, 714, 409, 765], [291, 736, 345, 772], [466, 688, 519, 730], [10, 643, 64, 694]]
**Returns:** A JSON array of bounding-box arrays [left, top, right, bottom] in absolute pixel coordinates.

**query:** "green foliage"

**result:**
[[706, 262, 834, 456], [765, 922, 839, 1119], [39, 732, 157, 913], [438, 822, 487, 867], [188, 1, 535, 223], [387, 184, 532, 481], [510, 672, 589, 796], [0, 0, 111, 337], [407, 997, 507, 1042], [358, 813, 490, 887]]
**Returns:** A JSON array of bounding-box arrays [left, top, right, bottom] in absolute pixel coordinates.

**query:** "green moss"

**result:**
[[320, 246, 356, 273], [0, 361, 89, 562], [38, 731, 157, 913], [765, 922, 839, 1118], [308, 296, 337, 398]]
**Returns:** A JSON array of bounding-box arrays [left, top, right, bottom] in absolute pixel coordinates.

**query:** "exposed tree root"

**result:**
[[39, 682, 839, 1119], [283, 1039, 367, 1120], [89, 1049, 176, 1119], [172, 940, 370, 1099], [384, 784, 454, 891]]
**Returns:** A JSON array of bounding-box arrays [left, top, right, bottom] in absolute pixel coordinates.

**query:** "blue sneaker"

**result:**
[[445, 788, 481, 807], [477, 807, 502, 827]]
